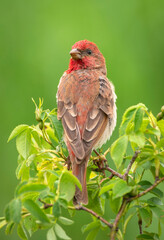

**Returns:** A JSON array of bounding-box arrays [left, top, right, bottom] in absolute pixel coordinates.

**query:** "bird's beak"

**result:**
[[70, 48, 82, 60]]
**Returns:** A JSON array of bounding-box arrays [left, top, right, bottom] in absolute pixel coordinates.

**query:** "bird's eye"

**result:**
[[87, 49, 92, 55]]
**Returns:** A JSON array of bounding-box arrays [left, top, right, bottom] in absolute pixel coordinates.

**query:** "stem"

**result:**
[[110, 199, 127, 240], [103, 166, 124, 179], [137, 211, 142, 234], [93, 151, 140, 181], [38, 198, 113, 229], [127, 177, 164, 202], [69, 205, 113, 229], [38, 198, 53, 209], [42, 127, 56, 149], [123, 151, 140, 181], [93, 149, 101, 157]]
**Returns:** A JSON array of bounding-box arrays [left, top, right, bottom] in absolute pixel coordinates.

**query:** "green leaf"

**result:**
[[123, 213, 135, 234], [148, 112, 157, 127], [23, 199, 50, 224], [113, 179, 133, 199], [139, 208, 152, 227], [136, 234, 154, 239], [17, 183, 48, 196], [110, 135, 128, 168], [58, 198, 68, 209], [26, 154, 36, 167], [0, 220, 7, 229], [119, 106, 137, 136], [58, 217, 74, 225], [141, 232, 160, 240], [157, 120, 164, 136], [129, 131, 145, 148], [151, 188, 163, 199], [116, 229, 124, 240], [17, 223, 28, 240], [119, 104, 147, 136], [156, 138, 164, 149], [58, 170, 81, 202], [47, 170, 59, 178], [81, 221, 100, 233], [23, 215, 38, 237], [147, 197, 163, 206], [16, 161, 29, 180], [8, 124, 29, 142], [54, 223, 71, 240], [156, 153, 164, 162], [99, 183, 114, 196], [16, 129, 31, 159], [134, 108, 144, 132], [140, 118, 150, 132], [146, 128, 161, 137], [86, 227, 99, 240], [47, 227, 57, 240], [5, 221, 15, 234], [87, 191, 104, 215], [53, 201, 61, 218], [5, 199, 21, 223], [109, 196, 122, 213], [48, 113, 63, 141], [150, 206, 164, 223]]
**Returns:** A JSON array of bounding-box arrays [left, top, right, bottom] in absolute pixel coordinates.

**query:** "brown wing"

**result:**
[[57, 100, 85, 160], [57, 72, 115, 162], [57, 73, 86, 160], [82, 76, 115, 154]]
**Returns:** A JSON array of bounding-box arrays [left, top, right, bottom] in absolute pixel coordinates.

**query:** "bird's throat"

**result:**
[[66, 59, 86, 74]]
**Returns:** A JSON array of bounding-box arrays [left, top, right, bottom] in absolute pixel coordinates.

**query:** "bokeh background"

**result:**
[[0, 0, 164, 239]]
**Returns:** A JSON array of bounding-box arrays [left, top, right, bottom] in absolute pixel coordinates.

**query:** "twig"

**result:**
[[127, 177, 164, 202], [110, 199, 127, 240], [123, 151, 140, 180], [38, 198, 53, 209], [42, 127, 56, 149], [94, 149, 101, 157], [38, 198, 113, 229], [108, 173, 114, 180], [93, 151, 140, 181], [69, 205, 113, 229], [93, 149, 124, 179], [102, 166, 124, 179]]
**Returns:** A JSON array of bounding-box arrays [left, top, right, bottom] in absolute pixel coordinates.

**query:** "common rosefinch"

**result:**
[[57, 40, 117, 205]]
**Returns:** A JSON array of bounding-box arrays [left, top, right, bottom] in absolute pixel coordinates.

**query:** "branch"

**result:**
[[38, 198, 113, 229], [110, 199, 127, 240], [38, 198, 53, 209], [69, 205, 113, 229], [123, 151, 140, 180], [93, 149, 124, 179], [94, 150, 140, 181], [127, 177, 164, 202], [103, 166, 124, 179]]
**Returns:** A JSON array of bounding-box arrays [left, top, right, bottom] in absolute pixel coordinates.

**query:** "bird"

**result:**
[[57, 40, 117, 205]]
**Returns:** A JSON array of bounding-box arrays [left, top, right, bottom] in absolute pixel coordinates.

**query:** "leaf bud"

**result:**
[[39, 121, 43, 130], [161, 105, 164, 114], [157, 112, 163, 121], [35, 108, 42, 122]]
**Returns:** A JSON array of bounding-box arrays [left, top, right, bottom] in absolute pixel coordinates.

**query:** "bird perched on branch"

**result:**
[[57, 40, 117, 205]]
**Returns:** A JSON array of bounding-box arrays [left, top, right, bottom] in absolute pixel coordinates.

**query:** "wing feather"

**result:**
[[57, 72, 116, 163], [81, 76, 116, 153]]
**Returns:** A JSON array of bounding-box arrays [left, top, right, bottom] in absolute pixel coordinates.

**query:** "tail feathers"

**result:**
[[72, 160, 88, 205]]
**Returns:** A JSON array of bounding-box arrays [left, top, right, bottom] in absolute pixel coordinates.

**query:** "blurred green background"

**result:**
[[0, 0, 164, 239]]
